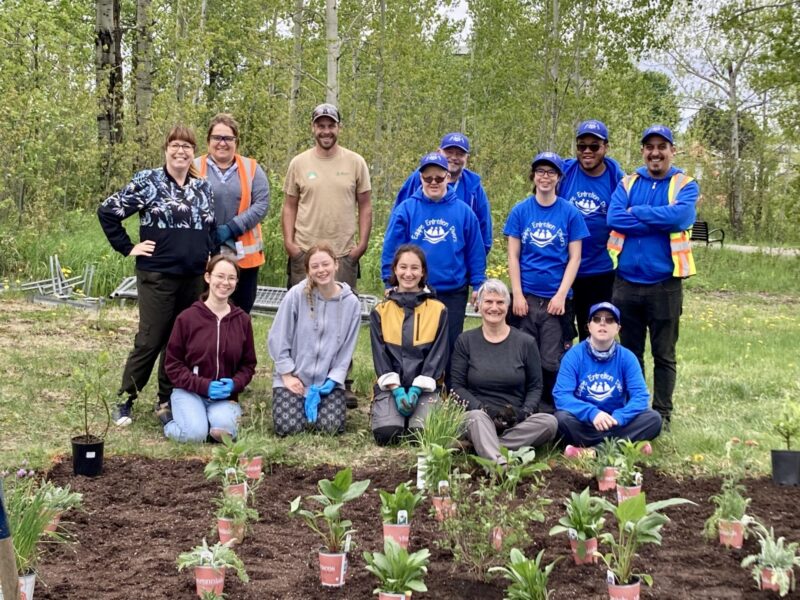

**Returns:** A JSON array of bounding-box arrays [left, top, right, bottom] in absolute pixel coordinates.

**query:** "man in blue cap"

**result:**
[[558, 120, 625, 341], [607, 124, 699, 428], [394, 133, 492, 255]]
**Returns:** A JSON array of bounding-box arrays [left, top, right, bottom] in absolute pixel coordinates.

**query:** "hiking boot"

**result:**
[[344, 380, 358, 409], [154, 399, 172, 426], [113, 400, 133, 427], [564, 445, 596, 459]]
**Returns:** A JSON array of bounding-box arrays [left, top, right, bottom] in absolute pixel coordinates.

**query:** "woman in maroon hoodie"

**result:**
[[163, 255, 257, 442]]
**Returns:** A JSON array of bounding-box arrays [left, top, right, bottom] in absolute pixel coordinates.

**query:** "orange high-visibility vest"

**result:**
[[197, 154, 265, 269], [607, 173, 696, 278]]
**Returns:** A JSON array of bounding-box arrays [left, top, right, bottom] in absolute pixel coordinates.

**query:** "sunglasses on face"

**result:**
[[422, 175, 447, 184], [577, 142, 602, 152], [591, 315, 617, 325]]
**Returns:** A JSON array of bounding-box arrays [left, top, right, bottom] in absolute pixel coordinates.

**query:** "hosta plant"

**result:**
[[471, 446, 549, 496], [379, 481, 425, 524], [614, 439, 649, 487], [549, 487, 606, 542], [363, 538, 430, 595], [741, 518, 800, 597], [488, 548, 558, 600], [176, 538, 248, 583], [289, 467, 370, 552]]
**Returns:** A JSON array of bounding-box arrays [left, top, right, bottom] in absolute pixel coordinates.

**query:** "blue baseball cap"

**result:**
[[576, 119, 609, 141], [439, 132, 470, 153], [419, 152, 449, 171], [641, 124, 674, 145], [588, 302, 621, 322], [531, 151, 564, 176]]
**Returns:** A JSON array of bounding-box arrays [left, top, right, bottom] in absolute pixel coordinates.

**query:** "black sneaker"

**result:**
[[113, 401, 133, 427], [344, 380, 358, 409], [154, 401, 173, 426]]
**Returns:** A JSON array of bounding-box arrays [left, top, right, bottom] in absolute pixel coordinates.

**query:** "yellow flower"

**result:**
[[692, 454, 704, 463]]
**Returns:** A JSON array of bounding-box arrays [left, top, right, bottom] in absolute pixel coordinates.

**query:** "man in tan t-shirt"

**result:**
[[283, 103, 372, 290]]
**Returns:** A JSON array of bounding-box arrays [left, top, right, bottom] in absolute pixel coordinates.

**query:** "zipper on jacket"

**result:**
[[415, 311, 421, 343], [215, 318, 221, 380]]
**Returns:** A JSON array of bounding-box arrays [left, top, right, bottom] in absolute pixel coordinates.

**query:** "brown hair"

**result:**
[[206, 113, 240, 143], [388, 244, 427, 289], [164, 124, 200, 178], [200, 254, 240, 301], [304, 244, 338, 316]]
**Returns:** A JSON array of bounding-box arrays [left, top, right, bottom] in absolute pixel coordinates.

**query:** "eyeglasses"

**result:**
[[210, 135, 236, 144], [422, 175, 447, 184], [168, 142, 194, 152], [591, 315, 617, 325], [534, 168, 558, 178], [577, 142, 602, 153], [211, 274, 238, 283]]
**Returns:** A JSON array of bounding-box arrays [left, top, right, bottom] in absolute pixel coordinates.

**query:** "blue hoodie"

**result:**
[[382, 188, 486, 293], [606, 165, 698, 284], [553, 340, 650, 427], [558, 157, 625, 276], [395, 167, 492, 255]]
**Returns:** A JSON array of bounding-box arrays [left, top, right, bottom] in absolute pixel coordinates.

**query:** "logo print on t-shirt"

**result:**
[[412, 218, 457, 245], [523, 222, 563, 248], [572, 191, 605, 216], [587, 380, 614, 402], [307, 171, 317, 180], [581, 372, 621, 403]]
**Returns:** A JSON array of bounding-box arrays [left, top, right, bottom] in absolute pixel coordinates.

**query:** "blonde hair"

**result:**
[[304, 244, 338, 317]]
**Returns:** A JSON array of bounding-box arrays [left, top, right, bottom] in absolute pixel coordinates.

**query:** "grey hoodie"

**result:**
[[268, 279, 361, 389]]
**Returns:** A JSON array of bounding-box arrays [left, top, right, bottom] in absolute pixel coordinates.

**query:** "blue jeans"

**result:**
[[163, 388, 242, 443]]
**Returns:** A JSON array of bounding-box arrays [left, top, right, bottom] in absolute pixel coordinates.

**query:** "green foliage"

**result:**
[[613, 440, 649, 487], [363, 538, 430, 595], [38, 481, 83, 512], [288, 467, 370, 553], [703, 479, 750, 540], [773, 401, 800, 450], [488, 548, 558, 600], [471, 446, 549, 496], [592, 438, 623, 478], [204, 435, 254, 483], [741, 519, 800, 596], [597, 493, 695, 586], [212, 494, 259, 527], [71, 351, 113, 441], [422, 443, 457, 493], [548, 487, 607, 542], [176, 538, 248, 583], [408, 394, 467, 452], [379, 481, 425, 524]]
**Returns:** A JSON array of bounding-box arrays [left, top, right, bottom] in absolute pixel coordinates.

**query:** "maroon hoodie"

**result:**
[[165, 300, 257, 401]]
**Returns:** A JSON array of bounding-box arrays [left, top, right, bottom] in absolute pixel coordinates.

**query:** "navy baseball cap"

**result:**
[[641, 124, 674, 145], [576, 120, 609, 141], [531, 151, 564, 176], [419, 152, 449, 171], [588, 302, 621, 322], [439, 132, 470, 153], [311, 103, 340, 123]]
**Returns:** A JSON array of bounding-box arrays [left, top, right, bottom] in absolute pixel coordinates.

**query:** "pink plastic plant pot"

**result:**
[[318, 550, 347, 587], [383, 523, 411, 550], [616, 484, 642, 504], [239, 456, 263, 480], [194, 566, 225, 597], [597, 467, 618, 492], [217, 517, 245, 545], [570, 537, 598, 565], [718, 519, 744, 549]]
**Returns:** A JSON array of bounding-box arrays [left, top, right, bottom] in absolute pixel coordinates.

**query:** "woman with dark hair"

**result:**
[[195, 113, 270, 313], [161, 255, 257, 443], [268, 244, 361, 436], [370, 244, 448, 445], [98, 125, 215, 427]]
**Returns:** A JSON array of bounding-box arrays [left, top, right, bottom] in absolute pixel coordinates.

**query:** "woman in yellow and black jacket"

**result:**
[[370, 244, 448, 445]]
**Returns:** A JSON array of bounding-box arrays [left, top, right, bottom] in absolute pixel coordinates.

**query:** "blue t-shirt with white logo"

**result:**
[[503, 196, 589, 298]]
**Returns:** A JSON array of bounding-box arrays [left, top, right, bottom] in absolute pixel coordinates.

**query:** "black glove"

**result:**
[[487, 404, 517, 434]]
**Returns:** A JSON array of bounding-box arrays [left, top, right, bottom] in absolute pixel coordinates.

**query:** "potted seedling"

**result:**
[[741, 518, 800, 596], [212, 494, 258, 546], [70, 354, 112, 477], [596, 492, 694, 599], [614, 440, 649, 502], [771, 400, 800, 486], [549, 487, 606, 565], [363, 538, 430, 599], [39, 481, 83, 534], [423, 443, 457, 521], [703, 479, 751, 549], [489, 548, 558, 600], [205, 437, 261, 497], [176, 538, 248, 598], [379, 481, 425, 550], [408, 393, 467, 489], [593, 438, 622, 492], [289, 467, 370, 587]]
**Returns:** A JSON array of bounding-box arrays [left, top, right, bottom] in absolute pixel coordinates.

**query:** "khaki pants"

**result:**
[[287, 251, 359, 290], [466, 409, 558, 464]]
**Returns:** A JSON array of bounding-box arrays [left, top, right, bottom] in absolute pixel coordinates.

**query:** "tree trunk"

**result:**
[[288, 0, 304, 159], [729, 62, 743, 237], [95, 0, 123, 145], [548, 0, 560, 148], [325, 0, 339, 105], [374, 0, 387, 198], [133, 0, 153, 168], [175, 0, 187, 103]]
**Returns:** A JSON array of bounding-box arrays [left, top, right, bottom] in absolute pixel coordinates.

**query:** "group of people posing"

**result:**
[[98, 104, 698, 463]]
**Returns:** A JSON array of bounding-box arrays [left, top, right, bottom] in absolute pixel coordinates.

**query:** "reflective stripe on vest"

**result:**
[[197, 154, 265, 269], [606, 172, 696, 278]]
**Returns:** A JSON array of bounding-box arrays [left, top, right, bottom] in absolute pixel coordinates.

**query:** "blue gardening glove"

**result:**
[[219, 378, 235, 397], [407, 386, 422, 409], [208, 380, 229, 400], [392, 387, 413, 417], [214, 224, 233, 245], [305, 385, 322, 423], [318, 378, 336, 396]]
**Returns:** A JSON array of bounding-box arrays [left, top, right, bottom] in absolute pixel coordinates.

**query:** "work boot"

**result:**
[[344, 379, 358, 409], [154, 399, 173, 426]]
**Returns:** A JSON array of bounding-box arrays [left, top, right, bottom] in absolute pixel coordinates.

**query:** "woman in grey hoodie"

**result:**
[[268, 244, 361, 435]]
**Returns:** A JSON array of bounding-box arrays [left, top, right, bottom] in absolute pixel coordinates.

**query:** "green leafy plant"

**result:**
[[176, 538, 248, 583], [597, 492, 694, 586], [549, 487, 607, 542], [204, 435, 251, 482], [591, 438, 622, 478], [71, 353, 113, 441], [741, 518, 800, 596], [472, 446, 549, 496], [39, 481, 83, 512], [213, 494, 259, 528], [379, 481, 425, 524], [363, 538, 430, 595], [488, 548, 558, 600], [408, 393, 467, 452], [614, 440, 649, 487], [288, 467, 370, 553], [3, 474, 60, 575], [200, 591, 227, 600], [773, 401, 800, 450], [423, 443, 458, 493], [703, 479, 751, 540]]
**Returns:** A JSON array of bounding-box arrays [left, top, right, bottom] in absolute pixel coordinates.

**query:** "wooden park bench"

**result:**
[[690, 221, 725, 247]]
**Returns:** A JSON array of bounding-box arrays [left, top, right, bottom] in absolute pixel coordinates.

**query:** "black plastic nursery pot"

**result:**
[[71, 435, 105, 477], [771, 449, 800, 486]]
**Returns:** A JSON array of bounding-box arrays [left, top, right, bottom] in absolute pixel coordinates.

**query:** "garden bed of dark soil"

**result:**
[[37, 456, 800, 599]]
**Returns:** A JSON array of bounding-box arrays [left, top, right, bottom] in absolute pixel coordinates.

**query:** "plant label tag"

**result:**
[[568, 528, 578, 541], [235, 241, 245, 260], [606, 569, 616, 585], [634, 472, 643, 485], [437, 480, 449, 496], [86, 452, 96, 459], [397, 510, 408, 525], [344, 533, 352, 554]]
